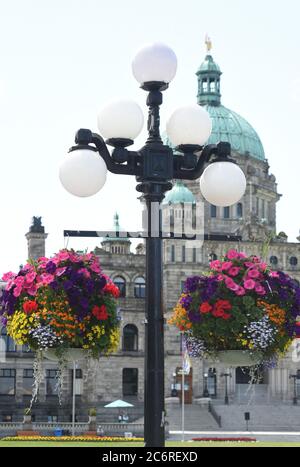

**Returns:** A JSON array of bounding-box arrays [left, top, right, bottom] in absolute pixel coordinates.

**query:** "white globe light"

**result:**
[[200, 161, 246, 207], [166, 105, 212, 146], [59, 149, 107, 197], [97, 99, 144, 140], [132, 42, 177, 85]]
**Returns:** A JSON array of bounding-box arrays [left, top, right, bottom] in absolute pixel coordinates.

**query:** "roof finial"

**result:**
[[205, 34, 212, 53]]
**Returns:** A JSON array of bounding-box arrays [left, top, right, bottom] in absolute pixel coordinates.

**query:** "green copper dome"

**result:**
[[163, 181, 196, 205], [102, 213, 130, 243], [204, 104, 265, 160], [198, 54, 221, 73]]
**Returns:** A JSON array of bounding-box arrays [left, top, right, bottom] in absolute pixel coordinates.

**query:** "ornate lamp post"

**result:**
[[289, 374, 298, 405], [59, 42, 246, 447], [171, 372, 178, 397], [221, 372, 232, 405]]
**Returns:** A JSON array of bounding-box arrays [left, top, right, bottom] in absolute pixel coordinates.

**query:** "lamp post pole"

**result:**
[[290, 374, 298, 405], [203, 372, 209, 398], [59, 43, 247, 447], [221, 372, 231, 405]]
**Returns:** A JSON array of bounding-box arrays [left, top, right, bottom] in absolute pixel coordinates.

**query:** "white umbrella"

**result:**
[[104, 399, 134, 408]]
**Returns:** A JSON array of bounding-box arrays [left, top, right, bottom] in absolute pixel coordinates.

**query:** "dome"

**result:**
[[204, 104, 265, 161], [163, 48, 266, 161], [163, 181, 196, 205], [198, 54, 221, 73]]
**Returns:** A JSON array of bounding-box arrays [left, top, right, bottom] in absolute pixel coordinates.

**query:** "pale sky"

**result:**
[[0, 0, 299, 274]]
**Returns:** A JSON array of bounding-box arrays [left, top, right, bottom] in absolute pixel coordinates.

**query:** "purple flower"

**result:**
[[184, 276, 201, 293], [46, 261, 56, 274], [180, 295, 193, 310], [188, 310, 202, 323], [63, 280, 74, 291]]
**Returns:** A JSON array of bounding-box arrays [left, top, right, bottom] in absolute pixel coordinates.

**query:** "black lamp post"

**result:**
[[171, 372, 178, 397], [59, 43, 247, 447], [290, 374, 298, 405], [221, 372, 232, 405], [203, 372, 210, 397]]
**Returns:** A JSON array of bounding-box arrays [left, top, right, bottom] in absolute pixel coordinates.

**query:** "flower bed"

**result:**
[[1, 436, 144, 443], [169, 249, 300, 364], [191, 437, 256, 442]]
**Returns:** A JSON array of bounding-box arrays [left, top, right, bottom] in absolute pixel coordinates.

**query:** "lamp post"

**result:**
[[221, 372, 232, 405], [59, 42, 247, 447], [203, 372, 210, 398], [171, 372, 178, 397], [289, 374, 298, 405]]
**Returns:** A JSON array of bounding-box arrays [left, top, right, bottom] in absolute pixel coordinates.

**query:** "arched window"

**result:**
[[237, 203, 243, 218], [122, 368, 138, 396], [209, 253, 218, 262], [113, 276, 126, 297], [223, 207, 230, 219], [0, 328, 16, 352], [134, 277, 145, 299], [123, 325, 138, 351], [290, 257, 298, 267], [270, 256, 278, 266], [210, 205, 217, 218]]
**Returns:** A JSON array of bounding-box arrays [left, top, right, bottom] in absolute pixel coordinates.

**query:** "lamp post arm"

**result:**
[[173, 144, 218, 180], [90, 132, 141, 176]]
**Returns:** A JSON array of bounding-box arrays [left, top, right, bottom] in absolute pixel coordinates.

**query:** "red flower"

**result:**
[[222, 313, 232, 320], [104, 283, 120, 298], [23, 300, 38, 314], [92, 305, 108, 321], [215, 300, 232, 311], [199, 302, 212, 314]]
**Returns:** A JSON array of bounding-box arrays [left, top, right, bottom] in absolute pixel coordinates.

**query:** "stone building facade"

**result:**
[[0, 47, 300, 422]]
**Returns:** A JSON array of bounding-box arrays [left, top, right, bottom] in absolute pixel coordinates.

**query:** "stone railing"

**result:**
[[0, 422, 144, 437]]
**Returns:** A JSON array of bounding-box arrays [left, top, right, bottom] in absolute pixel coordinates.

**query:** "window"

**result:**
[[23, 369, 34, 396], [270, 256, 278, 266], [2, 414, 12, 422], [182, 246, 186, 262], [0, 369, 16, 395], [122, 368, 138, 396], [22, 344, 33, 354], [210, 205, 217, 218], [193, 248, 197, 263], [114, 276, 126, 297], [71, 369, 83, 396], [46, 369, 58, 396], [209, 253, 218, 262], [202, 80, 208, 92], [290, 257, 298, 267], [171, 245, 175, 262], [207, 368, 217, 397], [123, 325, 138, 351], [47, 415, 58, 423], [0, 328, 16, 352], [237, 203, 243, 218], [223, 207, 230, 219], [261, 199, 265, 218], [134, 277, 145, 299]]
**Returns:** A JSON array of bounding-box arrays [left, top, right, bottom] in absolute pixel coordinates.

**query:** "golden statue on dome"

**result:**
[[205, 34, 212, 53]]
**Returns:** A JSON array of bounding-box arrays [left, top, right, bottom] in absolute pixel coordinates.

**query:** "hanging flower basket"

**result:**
[[0, 249, 121, 404], [169, 249, 300, 366]]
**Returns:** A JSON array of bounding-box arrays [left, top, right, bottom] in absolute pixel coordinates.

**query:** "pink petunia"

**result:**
[[78, 268, 91, 279], [244, 279, 256, 290], [210, 260, 222, 271], [217, 274, 224, 281], [225, 277, 239, 291], [245, 262, 255, 268], [227, 250, 239, 260], [27, 284, 38, 296], [24, 272, 37, 285], [238, 252, 247, 259], [13, 286, 22, 297], [247, 269, 260, 279], [235, 286, 246, 296], [259, 262, 267, 271], [40, 273, 55, 285], [90, 262, 101, 273], [255, 285, 266, 296], [269, 271, 279, 278], [1, 272, 16, 282], [221, 261, 233, 271], [228, 267, 240, 277]]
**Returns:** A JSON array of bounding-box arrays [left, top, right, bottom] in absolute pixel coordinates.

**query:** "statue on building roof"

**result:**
[[29, 216, 45, 234]]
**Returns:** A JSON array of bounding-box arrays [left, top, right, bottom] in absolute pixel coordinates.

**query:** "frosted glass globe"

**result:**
[[166, 105, 212, 146], [200, 162, 246, 207], [59, 149, 107, 197], [132, 42, 177, 85], [97, 99, 144, 140]]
